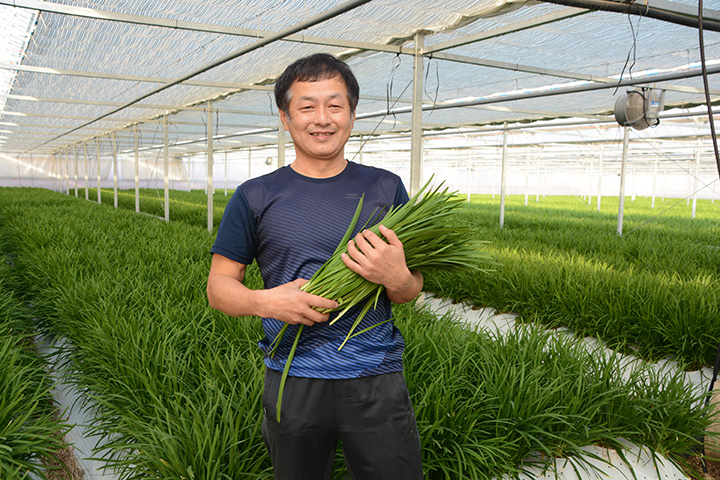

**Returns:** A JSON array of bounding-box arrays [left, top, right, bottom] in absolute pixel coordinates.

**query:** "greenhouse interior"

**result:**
[[1, 0, 720, 478]]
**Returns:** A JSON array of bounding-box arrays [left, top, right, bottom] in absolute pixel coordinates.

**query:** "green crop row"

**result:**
[[426, 194, 720, 369], [0, 187, 716, 479], [0, 260, 70, 478], [92, 187, 720, 368]]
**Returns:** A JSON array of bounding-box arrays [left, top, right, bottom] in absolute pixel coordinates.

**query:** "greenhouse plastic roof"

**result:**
[[1, 0, 720, 158]]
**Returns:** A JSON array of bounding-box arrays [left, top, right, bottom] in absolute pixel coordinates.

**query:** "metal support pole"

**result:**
[[500, 123, 508, 229], [467, 154, 472, 203], [83, 142, 89, 200], [247, 147, 252, 181], [96, 137, 102, 203], [224, 150, 228, 196], [651, 155, 658, 209], [164, 116, 170, 222], [409, 31, 424, 196], [134, 125, 140, 213], [64, 149, 69, 195], [207, 101, 214, 232], [112, 132, 118, 208], [95, 137, 102, 204], [597, 148, 603, 211], [278, 116, 286, 168], [524, 153, 530, 207], [617, 126, 630, 236], [73, 145, 79, 197], [588, 156, 594, 206], [692, 144, 701, 219]]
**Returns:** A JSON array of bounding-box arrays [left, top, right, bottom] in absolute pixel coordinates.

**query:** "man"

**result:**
[[207, 53, 423, 480]]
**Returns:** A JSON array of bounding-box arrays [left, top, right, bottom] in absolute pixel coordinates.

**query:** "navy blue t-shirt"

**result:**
[[211, 161, 410, 379]]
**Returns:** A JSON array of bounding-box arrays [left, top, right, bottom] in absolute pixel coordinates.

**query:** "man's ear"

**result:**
[[279, 110, 289, 131]]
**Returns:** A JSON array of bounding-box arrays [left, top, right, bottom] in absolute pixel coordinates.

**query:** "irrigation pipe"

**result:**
[[541, 0, 720, 32]]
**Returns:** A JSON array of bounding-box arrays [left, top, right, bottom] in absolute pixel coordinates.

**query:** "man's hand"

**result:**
[[207, 254, 337, 325], [341, 225, 423, 304], [259, 279, 338, 326]]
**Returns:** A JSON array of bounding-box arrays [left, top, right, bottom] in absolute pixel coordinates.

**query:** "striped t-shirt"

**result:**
[[211, 161, 410, 379]]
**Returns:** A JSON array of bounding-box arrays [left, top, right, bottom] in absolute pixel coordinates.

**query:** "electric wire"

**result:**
[[698, 0, 720, 182]]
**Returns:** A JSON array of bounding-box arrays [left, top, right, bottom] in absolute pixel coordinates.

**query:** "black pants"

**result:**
[[261, 368, 423, 480]]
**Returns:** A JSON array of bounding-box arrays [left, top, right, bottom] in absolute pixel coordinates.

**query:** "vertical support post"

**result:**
[[96, 137, 102, 204], [134, 125, 140, 213], [164, 116, 170, 222], [597, 147, 604, 211], [73, 145, 79, 197], [467, 153, 472, 203], [524, 153, 529, 207], [409, 31, 424, 196], [499, 123, 508, 229], [247, 147, 252, 181], [51, 154, 57, 192], [112, 132, 118, 208], [207, 101, 215, 232], [224, 150, 228, 196], [651, 155, 658, 209], [588, 156, 594, 206], [64, 149, 69, 195], [617, 126, 630, 236], [278, 116, 286, 168], [692, 144, 701, 219], [83, 142, 89, 201]]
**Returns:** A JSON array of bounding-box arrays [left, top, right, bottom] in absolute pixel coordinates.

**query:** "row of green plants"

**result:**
[[0, 256, 70, 478], [95, 187, 720, 368], [425, 194, 720, 370], [0, 186, 717, 479]]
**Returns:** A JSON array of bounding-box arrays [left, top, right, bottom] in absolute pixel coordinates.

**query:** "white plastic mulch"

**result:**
[[40, 296, 714, 479], [422, 295, 714, 480]]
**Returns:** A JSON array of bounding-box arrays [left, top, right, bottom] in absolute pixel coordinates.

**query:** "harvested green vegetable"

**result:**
[[271, 179, 497, 421]]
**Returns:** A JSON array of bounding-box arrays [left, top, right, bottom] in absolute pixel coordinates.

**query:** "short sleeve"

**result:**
[[210, 187, 258, 265]]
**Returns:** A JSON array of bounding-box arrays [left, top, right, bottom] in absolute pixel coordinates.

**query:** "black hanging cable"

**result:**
[[698, 0, 720, 181], [701, 340, 720, 473], [386, 53, 401, 130], [613, 13, 641, 96]]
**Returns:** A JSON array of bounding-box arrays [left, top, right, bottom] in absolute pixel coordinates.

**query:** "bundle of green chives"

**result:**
[[271, 179, 497, 421]]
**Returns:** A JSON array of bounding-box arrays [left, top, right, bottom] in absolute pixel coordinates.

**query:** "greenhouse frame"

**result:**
[[1, 0, 720, 479]]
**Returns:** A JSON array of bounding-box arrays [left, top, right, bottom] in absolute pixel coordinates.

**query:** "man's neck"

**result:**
[[290, 157, 348, 179]]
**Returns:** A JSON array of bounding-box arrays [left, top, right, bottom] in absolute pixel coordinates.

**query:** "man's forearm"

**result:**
[[207, 275, 265, 318]]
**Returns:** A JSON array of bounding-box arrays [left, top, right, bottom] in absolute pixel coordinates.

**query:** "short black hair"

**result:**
[[274, 53, 359, 115]]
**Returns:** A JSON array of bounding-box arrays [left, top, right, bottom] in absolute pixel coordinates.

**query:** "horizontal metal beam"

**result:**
[[430, 52, 720, 96], [425, 7, 589, 54], [356, 64, 720, 120], [1, 92, 404, 112], [2, 0, 404, 55], [429, 51, 612, 83], [0, 63, 273, 91]]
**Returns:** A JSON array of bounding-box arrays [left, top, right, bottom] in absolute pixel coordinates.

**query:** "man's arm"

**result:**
[[207, 254, 338, 326], [341, 224, 424, 304]]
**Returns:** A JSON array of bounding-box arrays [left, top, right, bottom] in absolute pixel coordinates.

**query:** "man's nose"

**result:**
[[314, 106, 330, 124]]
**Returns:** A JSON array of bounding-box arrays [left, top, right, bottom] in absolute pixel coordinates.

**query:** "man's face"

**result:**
[[279, 76, 355, 167]]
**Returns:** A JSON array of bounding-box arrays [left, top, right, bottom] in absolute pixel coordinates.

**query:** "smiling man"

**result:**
[[206, 53, 423, 480]]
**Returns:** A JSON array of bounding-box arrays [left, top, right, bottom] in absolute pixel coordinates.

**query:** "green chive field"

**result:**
[[0, 257, 70, 477], [1, 186, 718, 479]]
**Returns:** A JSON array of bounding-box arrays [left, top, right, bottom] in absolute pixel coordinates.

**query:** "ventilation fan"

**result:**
[[614, 87, 665, 130]]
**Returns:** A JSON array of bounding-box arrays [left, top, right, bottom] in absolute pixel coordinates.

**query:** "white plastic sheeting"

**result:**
[[0, 0, 719, 159]]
